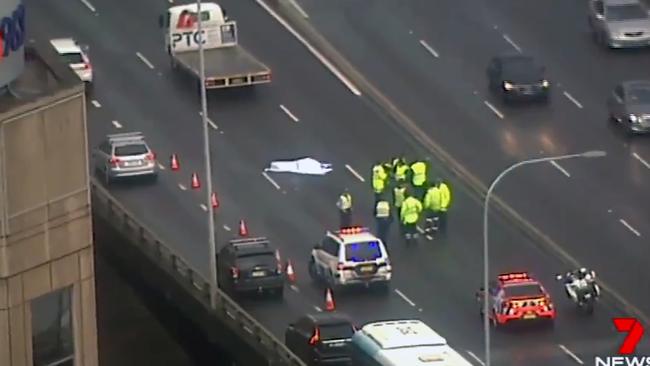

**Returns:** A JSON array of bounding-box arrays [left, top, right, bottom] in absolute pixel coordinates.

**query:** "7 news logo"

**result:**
[[595, 318, 650, 366]]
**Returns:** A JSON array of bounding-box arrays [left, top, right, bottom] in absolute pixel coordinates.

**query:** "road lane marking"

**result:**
[[550, 160, 570, 177], [255, 0, 362, 96], [157, 163, 166, 170], [199, 204, 208, 211], [619, 218, 641, 237], [502, 34, 522, 52], [262, 171, 281, 190], [136, 52, 155, 70], [632, 152, 650, 169], [223, 225, 231, 231], [466, 351, 486, 366], [394, 289, 417, 307], [418, 40, 439, 58], [558, 345, 584, 365], [313, 305, 323, 312], [279, 104, 300, 122], [198, 112, 219, 130], [416, 225, 425, 234], [290, 285, 300, 293], [287, 0, 309, 18], [111, 120, 123, 129], [563, 91, 583, 109], [91, 100, 101, 108], [79, 0, 96, 12], [483, 101, 504, 119], [178, 183, 187, 191], [345, 164, 365, 182]]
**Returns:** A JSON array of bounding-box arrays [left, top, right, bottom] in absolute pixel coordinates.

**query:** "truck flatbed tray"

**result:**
[[175, 46, 269, 78]]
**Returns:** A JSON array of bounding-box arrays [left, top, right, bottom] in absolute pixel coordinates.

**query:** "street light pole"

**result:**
[[196, 0, 219, 310], [482, 150, 606, 366]]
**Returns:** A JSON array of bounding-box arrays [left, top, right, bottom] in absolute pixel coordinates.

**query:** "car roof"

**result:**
[[497, 54, 535, 65], [359, 320, 447, 350], [49, 38, 82, 55], [622, 80, 650, 90], [603, 0, 641, 6], [226, 237, 273, 255], [106, 132, 147, 146], [302, 313, 352, 325], [328, 228, 379, 244]]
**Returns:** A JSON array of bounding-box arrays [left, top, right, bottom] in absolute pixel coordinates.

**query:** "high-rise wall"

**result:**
[[0, 44, 97, 366]]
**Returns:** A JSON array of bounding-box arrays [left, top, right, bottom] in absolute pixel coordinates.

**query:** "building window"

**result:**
[[31, 287, 75, 366]]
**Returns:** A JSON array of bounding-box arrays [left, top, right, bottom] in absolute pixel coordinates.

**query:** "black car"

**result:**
[[217, 237, 285, 297], [285, 313, 355, 366], [487, 54, 550, 102]]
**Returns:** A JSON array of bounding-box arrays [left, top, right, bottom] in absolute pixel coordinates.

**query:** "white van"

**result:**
[[350, 320, 474, 366]]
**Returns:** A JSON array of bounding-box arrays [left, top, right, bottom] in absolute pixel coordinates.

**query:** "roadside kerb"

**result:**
[[264, 0, 649, 325]]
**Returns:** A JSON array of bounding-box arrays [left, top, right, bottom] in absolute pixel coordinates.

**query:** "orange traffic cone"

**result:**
[[211, 192, 219, 208], [325, 288, 335, 311], [286, 260, 296, 283], [170, 154, 180, 171], [191, 173, 200, 189], [238, 219, 248, 237]]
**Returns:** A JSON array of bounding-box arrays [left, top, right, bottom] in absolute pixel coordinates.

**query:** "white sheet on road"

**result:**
[[264, 157, 333, 176]]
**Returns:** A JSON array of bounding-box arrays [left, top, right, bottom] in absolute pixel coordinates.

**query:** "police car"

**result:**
[[308, 227, 391, 291]]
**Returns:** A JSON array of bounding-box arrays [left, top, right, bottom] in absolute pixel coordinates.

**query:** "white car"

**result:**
[[49, 38, 93, 83], [308, 227, 391, 291]]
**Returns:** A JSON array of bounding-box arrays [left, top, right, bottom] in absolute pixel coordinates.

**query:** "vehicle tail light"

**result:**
[[145, 152, 156, 161], [84, 63, 90, 70], [309, 327, 320, 345], [230, 267, 239, 279], [109, 157, 120, 167]]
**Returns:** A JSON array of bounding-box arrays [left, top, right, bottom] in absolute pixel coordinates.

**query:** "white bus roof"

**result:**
[[169, 2, 222, 15], [360, 320, 447, 350]]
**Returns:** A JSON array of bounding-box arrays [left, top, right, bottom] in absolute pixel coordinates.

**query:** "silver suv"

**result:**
[[588, 0, 650, 48], [93, 132, 158, 184]]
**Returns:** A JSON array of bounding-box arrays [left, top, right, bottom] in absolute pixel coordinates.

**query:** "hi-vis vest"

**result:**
[[400, 197, 422, 224], [375, 201, 390, 218], [393, 186, 406, 208], [337, 193, 352, 211], [411, 161, 427, 187], [423, 186, 442, 211], [395, 163, 409, 182], [439, 182, 451, 211], [372, 165, 388, 193]]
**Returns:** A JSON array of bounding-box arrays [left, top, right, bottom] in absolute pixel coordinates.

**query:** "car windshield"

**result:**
[[502, 57, 540, 82], [61, 53, 84, 64], [606, 4, 647, 21], [504, 283, 544, 298], [114, 144, 148, 156], [236, 253, 276, 269], [345, 241, 382, 262], [319, 322, 354, 340], [627, 86, 650, 103]]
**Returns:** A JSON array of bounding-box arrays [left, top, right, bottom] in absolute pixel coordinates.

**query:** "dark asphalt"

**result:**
[[291, 0, 650, 323], [26, 0, 641, 364]]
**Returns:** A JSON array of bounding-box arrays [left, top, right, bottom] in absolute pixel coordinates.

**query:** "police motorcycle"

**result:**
[[555, 268, 601, 314]]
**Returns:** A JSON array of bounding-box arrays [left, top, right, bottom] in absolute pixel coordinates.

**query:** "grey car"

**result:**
[[588, 0, 650, 48], [607, 81, 650, 134], [93, 132, 158, 184]]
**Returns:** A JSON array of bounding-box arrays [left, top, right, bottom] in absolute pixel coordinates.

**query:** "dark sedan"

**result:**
[[607, 80, 650, 134], [487, 54, 550, 102]]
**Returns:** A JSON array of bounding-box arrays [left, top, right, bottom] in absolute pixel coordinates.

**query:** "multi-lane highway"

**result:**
[[292, 0, 650, 320], [27, 0, 648, 364]]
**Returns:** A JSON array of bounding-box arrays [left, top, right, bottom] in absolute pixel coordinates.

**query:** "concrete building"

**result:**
[[0, 41, 98, 366]]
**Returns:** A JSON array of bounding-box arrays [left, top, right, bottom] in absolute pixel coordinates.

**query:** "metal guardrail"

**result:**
[[90, 178, 306, 366]]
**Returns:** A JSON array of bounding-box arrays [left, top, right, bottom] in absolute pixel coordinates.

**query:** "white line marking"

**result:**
[[178, 183, 187, 191], [558, 344, 584, 365], [313, 305, 323, 312], [394, 289, 417, 307], [418, 40, 439, 58], [223, 225, 231, 231], [466, 351, 486, 366], [345, 164, 365, 182], [632, 152, 650, 169], [483, 101, 504, 119], [550, 160, 571, 177], [255, 0, 361, 96], [416, 225, 425, 234], [111, 120, 123, 129], [79, 0, 96, 12], [287, 0, 309, 18], [290, 285, 300, 293], [136, 52, 155, 70], [619, 218, 641, 237], [279, 104, 300, 122], [199, 204, 208, 211], [502, 34, 522, 52], [198, 112, 218, 130], [563, 91, 583, 109], [262, 171, 281, 190], [91, 100, 101, 108], [157, 163, 166, 170]]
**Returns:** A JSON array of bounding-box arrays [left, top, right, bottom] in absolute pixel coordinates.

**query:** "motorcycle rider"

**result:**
[[557, 267, 601, 303]]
